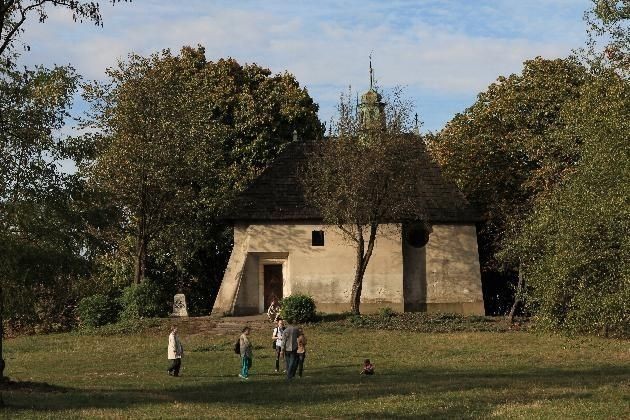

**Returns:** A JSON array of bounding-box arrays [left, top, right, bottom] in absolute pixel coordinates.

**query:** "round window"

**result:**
[[406, 224, 430, 248]]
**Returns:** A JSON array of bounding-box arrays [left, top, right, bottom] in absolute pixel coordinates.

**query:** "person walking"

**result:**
[[296, 327, 307, 378], [272, 319, 285, 373], [167, 326, 183, 377], [280, 319, 299, 381], [239, 326, 253, 380]]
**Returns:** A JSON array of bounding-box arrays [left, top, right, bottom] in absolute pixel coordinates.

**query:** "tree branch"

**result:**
[[1, 0, 105, 58]]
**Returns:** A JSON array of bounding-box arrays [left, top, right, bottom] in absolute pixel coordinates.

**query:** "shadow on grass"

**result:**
[[0, 379, 70, 393], [316, 312, 352, 322], [2, 364, 628, 416]]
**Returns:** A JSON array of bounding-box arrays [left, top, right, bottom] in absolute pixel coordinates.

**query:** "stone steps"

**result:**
[[212, 315, 271, 335]]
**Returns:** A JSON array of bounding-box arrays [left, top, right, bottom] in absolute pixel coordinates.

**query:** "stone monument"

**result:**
[[172, 293, 189, 317]]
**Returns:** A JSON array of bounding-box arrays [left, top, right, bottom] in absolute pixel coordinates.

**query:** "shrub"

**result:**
[[77, 294, 120, 328], [119, 280, 169, 320], [379, 306, 396, 319], [279, 294, 316, 323]]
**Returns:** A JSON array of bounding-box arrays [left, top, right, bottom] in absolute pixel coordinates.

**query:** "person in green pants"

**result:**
[[239, 327, 252, 379]]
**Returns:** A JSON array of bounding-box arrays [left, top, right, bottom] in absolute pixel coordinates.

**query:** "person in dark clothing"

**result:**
[[296, 327, 307, 377], [280, 319, 299, 380]]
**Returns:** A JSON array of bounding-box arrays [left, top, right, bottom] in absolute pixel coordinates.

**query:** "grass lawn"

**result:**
[[1, 318, 628, 419]]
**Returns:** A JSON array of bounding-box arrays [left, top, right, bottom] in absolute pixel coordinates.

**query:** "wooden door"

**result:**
[[263, 264, 283, 311]]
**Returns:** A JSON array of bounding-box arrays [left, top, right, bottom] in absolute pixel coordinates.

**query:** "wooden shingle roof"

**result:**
[[226, 138, 482, 223]]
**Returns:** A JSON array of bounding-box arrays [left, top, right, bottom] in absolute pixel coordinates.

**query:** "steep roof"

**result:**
[[225, 138, 482, 223]]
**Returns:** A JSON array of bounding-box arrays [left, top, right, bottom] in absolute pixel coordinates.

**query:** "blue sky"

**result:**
[[19, 0, 591, 132]]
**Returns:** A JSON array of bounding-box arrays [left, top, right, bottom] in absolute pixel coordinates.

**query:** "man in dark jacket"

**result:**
[[280, 318, 299, 380]]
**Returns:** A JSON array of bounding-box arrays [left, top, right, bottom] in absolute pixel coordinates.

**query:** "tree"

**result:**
[[426, 58, 588, 315], [0, 62, 82, 379], [0, 0, 130, 389], [502, 2, 628, 334], [82, 46, 323, 298], [0, 0, 129, 60], [504, 70, 629, 336], [302, 87, 428, 314], [583, 0, 630, 76]]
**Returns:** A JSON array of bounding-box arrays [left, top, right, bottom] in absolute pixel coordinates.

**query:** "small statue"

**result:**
[[172, 293, 189, 317]]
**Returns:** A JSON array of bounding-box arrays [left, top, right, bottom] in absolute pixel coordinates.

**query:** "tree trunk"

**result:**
[[508, 263, 525, 324], [350, 223, 378, 315], [350, 260, 365, 315], [350, 226, 365, 315], [0, 284, 4, 379], [0, 283, 6, 407], [133, 236, 147, 284]]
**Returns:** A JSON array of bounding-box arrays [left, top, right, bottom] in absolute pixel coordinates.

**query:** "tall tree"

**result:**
[[501, 2, 629, 335], [0, 63, 81, 379], [302, 87, 428, 315], [426, 58, 588, 314], [504, 70, 629, 336], [82, 46, 323, 296], [0, 0, 129, 389]]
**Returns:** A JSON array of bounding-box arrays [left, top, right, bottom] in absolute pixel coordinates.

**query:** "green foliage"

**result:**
[[81, 46, 323, 305], [0, 63, 93, 333], [584, 0, 629, 76], [119, 280, 169, 320], [76, 294, 120, 328], [279, 294, 317, 323], [429, 54, 628, 335], [426, 58, 589, 315], [378, 306, 396, 319], [427, 58, 588, 268], [504, 71, 629, 337], [347, 312, 512, 333]]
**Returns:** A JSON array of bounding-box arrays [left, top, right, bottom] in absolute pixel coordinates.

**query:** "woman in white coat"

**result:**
[[167, 326, 184, 376]]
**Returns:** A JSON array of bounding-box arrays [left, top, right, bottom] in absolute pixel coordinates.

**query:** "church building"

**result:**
[[212, 78, 485, 316]]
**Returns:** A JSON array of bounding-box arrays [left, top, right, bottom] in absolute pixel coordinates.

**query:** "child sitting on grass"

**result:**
[[360, 359, 374, 375]]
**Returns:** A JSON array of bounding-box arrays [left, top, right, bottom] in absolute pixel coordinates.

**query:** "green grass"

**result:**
[[1, 319, 628, 419]]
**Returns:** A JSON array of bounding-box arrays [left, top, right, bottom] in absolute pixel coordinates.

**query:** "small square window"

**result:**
[[312, 230, 325, 246]]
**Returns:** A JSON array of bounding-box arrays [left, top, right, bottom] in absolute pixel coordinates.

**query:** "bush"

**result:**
[[379, 306, 396, 319], [76, 294, 120, 328], [279, 294, 316, 323], [119, 280, 169, 320]]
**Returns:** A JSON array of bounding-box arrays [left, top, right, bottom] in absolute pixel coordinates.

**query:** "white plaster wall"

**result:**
[[217, 222, 485, 315], [424, 224, 483, 305], [238, 222, 404, 312]]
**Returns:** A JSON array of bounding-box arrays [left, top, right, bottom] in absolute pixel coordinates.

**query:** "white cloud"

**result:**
[[16, 0, 589, 131]]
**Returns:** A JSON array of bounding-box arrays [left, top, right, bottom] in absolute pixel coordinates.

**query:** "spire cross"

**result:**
[[369, 53, 374, 89]]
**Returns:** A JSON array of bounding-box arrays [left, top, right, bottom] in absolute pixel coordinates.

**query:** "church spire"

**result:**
[[414, 113, 420, 135], [359, 55, 386, 131]]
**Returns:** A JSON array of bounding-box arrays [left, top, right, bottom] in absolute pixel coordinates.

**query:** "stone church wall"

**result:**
[[214, 222, 484, 316]]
